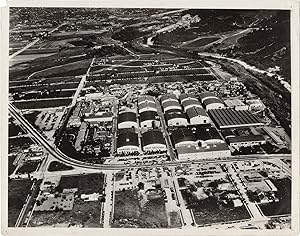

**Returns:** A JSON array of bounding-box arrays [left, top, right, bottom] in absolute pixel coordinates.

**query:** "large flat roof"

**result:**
[[177, 142, 230, 154], [117, 131, 139, 148], [142, 129, 166, 146], [208, 108, 264, 129], [171, 127, 197, 144]]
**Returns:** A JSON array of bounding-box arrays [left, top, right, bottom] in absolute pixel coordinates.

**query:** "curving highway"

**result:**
[[9, 103, 291, 171]]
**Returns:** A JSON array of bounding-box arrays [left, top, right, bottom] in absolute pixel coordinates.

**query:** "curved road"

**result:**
[[9, 103, 290, 171]]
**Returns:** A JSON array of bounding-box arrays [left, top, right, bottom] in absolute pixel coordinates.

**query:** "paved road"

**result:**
[[9, 103, 291, 171]]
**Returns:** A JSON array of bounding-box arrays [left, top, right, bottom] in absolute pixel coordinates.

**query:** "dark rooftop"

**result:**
[[208, 108, 264, 129], [171, 127, 197, 144], [202, 97, 223, 107], [186, 106, 208, 118], [182, 99, 202, 108], [161, 94, 177, 103], [162, 100, 181, 109], [140, 110, 158, 122], [165, 110, 186, 121], [199, 91, 217, 101], [118, 111, 137, 123], [117, 131, 139, 148], [142, 129, 166, 147]]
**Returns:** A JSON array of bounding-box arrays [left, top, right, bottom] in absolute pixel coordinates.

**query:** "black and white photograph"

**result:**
[[1, 1, 299, 235]]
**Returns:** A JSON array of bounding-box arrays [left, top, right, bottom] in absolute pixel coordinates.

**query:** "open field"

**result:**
[[8, 179, 33, 226], [112, 189, 168, 228], [259, 178, 291, 216], [28, 59, 92, 79], [16, 161, 40, 174], [13, 98, 72, 110], [10, 53, 57, 66], [9, 122, 25, 137], [47, 161, 74, 172], [8, 137, 34, 153], [58, 174, 105, 195]]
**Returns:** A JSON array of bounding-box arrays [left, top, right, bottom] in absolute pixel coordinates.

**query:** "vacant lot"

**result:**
[[259, 178, 291, 216], [8, 179, 32, 226], [16, 161, 40, 174], [8, 137, 34, 153], [9, 122, 25, 137], [58, 174, 105, 195], [112, 189, 168, 228]]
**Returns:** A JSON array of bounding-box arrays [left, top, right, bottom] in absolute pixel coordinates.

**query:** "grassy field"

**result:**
[[8, 179, 33, 226], [8, 137, 34, 154], [47, 161, 74, 172], [112, 189, 168, 228], [13, 98, 72, 110], [58, 174, 105, 195], [9, 122, 25, 137], [15, 161, 40, 174], [259, 178, 291, 216]]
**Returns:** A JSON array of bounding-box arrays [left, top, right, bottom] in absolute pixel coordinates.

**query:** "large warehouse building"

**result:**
[[116, 131, 140, 154], [202, 97, 224, 110], [171, 126, 230, 160], [182, 99, 203, 112], [162, 100, 182, 112], [165, 109, 188, 127], [199, 91, 224, 110], [140, 110, 159, 128], [208, 108, 264, 129], [118, 111, 138, 129], [186, 106, 210, 125], [138, 101, 157, 113], [142, 129, 167, 152], [161, 94, 178, 104]]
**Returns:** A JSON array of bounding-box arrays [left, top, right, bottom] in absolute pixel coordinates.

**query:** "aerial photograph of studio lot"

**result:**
[[7, 7, 292, 230]]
